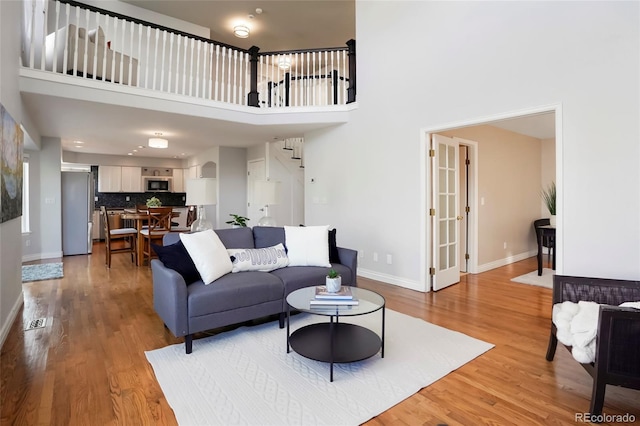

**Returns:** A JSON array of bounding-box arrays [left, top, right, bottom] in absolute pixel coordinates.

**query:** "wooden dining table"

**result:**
[[537, 224, 556, 276], [121, 209, 180, 267]]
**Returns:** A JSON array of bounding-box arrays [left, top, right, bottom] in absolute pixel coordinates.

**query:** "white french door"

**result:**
[[431, 134, 461, 291], [247, 159, 266, 225]]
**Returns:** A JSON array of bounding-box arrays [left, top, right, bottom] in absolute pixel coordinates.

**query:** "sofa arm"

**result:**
[[337, 247, 358, 287], [151, 259, 189, 338]]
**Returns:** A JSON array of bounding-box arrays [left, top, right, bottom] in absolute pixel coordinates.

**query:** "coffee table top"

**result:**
[[287, 286, 385, 317]]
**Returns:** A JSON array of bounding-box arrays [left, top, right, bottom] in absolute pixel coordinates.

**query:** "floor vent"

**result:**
[[25, 318, 47, 331]]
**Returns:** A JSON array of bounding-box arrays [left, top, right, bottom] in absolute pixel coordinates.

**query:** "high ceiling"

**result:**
[[119, 0, 356, 52], [23, 1, 555, 160]]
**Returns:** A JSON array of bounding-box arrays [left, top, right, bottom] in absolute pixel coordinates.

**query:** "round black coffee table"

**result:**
[[286, 286, 385, 382]]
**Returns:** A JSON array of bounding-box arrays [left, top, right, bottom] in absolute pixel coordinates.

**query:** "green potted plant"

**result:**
[[146, 196, 162, 207], [326, 268, 342, 293], [542, 181, 556, 226], [225, 214, 250, 228]]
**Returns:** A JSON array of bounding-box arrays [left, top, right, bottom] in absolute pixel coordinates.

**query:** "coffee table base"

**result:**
[[289, 322, 382, 381]]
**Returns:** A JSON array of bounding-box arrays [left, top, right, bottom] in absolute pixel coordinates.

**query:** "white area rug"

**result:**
[[511, 268, 554, 289], [21, 262, 64, 282], [146, 309, 493, 426]]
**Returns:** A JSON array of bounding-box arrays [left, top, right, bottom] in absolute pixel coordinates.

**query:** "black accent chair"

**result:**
[[546, 275, 640, 417], [533, 218, 554, 263]]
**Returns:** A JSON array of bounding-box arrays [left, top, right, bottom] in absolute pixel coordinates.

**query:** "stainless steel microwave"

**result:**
[[144, 177, 171, 192]]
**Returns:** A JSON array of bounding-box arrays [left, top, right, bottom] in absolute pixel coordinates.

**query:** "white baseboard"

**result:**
[[0, 290, 24, 350], [476, 250, 538, 273], [357, 268, 425, 292], [22, 251, 64, 262]]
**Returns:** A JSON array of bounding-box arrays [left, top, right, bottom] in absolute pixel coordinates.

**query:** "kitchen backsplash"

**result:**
[[91, 166, 186, 209]]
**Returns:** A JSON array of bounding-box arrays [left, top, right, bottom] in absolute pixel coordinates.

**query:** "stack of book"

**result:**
[[310, 286, 359, 307]]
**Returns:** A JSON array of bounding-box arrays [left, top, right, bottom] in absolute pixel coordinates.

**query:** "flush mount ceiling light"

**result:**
[[148, 132, 168, 149], [233, 24, 250, 38], [278, 56, 291, 70]]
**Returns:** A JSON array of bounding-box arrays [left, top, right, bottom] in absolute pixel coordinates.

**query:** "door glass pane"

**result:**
[[448, 194, 455, 219], [449, 244, 456, 268], [439, 246, 447, 270], [448, 145, 455, 168], [439, 169, 446, 192], [439, 144, 447, 167], [448, 219, 456, 243], [439, 220, 447, 242], [439, 195, 447, 218]]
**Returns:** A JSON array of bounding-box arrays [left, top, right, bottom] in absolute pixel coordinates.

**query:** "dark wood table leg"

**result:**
[[538, 233, 544, 276], [286, 305, 291, 353], [330, 315, 334, 382]]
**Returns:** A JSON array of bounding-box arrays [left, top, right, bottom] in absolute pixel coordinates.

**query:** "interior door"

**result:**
[[431, 134, 461, 291], [247, 159, 266, 225]]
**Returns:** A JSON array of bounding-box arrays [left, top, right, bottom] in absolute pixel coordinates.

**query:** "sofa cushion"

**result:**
[[253, 226, 285, 248], [215, 227, 255, 249], [284, 225, 331, 267], [151, 240, 200, 284], [187, 271, 284, 316], [227, 243, 289, 272], [270, 263, 353, 295], [180, 230, 233, 285]]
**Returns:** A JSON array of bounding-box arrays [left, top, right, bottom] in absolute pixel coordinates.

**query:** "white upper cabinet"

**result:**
[[98, 166, 142, 192], [121, 166, 143, 192], [97, 166, 122, 192], [172, 168, 186, 193]]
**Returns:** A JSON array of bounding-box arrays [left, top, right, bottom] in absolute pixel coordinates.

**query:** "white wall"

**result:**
[[0, 0, 30, 346], [218, 146, 247, 228], [305, 1, 640, 289]]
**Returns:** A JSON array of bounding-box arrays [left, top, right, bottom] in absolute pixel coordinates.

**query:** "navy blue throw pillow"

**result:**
[[328, 228, 340, 264], [152, 240, 201, 284]]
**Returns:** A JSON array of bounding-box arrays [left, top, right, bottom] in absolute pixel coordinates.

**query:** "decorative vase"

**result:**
[[326, 276, 342, 293], [549, 215, 557, 227]]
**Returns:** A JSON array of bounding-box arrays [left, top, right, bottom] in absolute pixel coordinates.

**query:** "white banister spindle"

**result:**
[[129, 20, 135, 86], [188, 38, 194, 96], [167, 33, 174, 94], [181, 36, 188, 95], [136, 23, 143, 88], [174, 36, 181, 93], [71, 7, 80, 77], [28, 0, 35, 68], [195, 40, 201, 98], [226, 48, 232, 103], [306, 52, 310, 107], [207, 44, 214, 100], [52, 1, 61, 73], [160, 30, 167, 91], [62, 4, 70, 73], [39, 0, 49, 70], [269, 55, 274, 107], [82, 8, 90, 77], [152, 28, 160, 89], [101, 14, 109, 83], [214, 45, 220, 101], [243, 52, 248, 105], [258, 55, 263, 106], [91, 13, 100, 79], [330, 50, 335, 104], [232, 50, 238, 104], [119, 17, 125, 84], [144, 25, 150, 89], [221, 47, 227, 102], [111, 18, 118, 84]]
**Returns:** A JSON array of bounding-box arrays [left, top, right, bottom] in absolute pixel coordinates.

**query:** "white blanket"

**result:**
[[552, 300, 640, 364]]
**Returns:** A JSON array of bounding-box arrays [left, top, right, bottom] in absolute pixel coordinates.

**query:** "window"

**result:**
[[21, 156, 29, 233]]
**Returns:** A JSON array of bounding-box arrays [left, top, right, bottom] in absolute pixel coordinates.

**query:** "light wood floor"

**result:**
[[2, 245, 638, 425]]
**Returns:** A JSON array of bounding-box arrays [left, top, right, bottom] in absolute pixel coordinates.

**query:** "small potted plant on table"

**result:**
[[326, 269, 342, 293], [226, 214, 250, 228]]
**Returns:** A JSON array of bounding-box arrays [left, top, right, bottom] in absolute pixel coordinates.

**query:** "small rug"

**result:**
[[146, 309, 494, 426], [21, 262, 64, 282], [511, 268, 554, 289]]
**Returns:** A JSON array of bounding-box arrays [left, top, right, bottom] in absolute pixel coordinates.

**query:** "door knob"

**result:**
[[457, 216, 463, 220]]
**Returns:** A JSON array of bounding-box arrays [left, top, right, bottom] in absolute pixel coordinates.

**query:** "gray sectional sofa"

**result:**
[[151, 226, 358, 353]]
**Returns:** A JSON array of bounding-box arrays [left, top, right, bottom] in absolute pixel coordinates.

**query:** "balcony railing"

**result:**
[[22, 0, 356, 108]]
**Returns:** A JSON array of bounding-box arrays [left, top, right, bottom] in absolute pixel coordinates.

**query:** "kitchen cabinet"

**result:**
[[172, 168, 186, 192], [121, 166, 143, 192], [98, 166, 122, 192], [92, 210, 101, 240], [98, 166, 142, 192]]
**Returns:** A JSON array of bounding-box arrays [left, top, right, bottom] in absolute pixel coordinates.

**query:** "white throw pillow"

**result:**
[[180, 230, 232, 284], [227, 243, 289, 273], [284, 225, 331, 267]]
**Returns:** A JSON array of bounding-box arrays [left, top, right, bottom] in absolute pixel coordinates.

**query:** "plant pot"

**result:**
[[549, 215, 557, 227], [326, 276, 342, 293], [232, 224, 242, 229]]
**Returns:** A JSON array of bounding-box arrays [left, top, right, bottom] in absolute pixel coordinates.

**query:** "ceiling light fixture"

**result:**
[[278, 56, 291, 70], [234, 24, 250, 38], [148, 132, 169, 149]]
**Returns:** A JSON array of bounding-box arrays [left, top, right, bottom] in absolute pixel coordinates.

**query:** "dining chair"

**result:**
[[139, 207, 173, 265], [171, 205, 195, 232], [533, 218, 554, 262], [100, 206, 137, 268]]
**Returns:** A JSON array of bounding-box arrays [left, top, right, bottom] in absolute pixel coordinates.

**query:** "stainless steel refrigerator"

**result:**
[[62, 171, 94, 255]]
